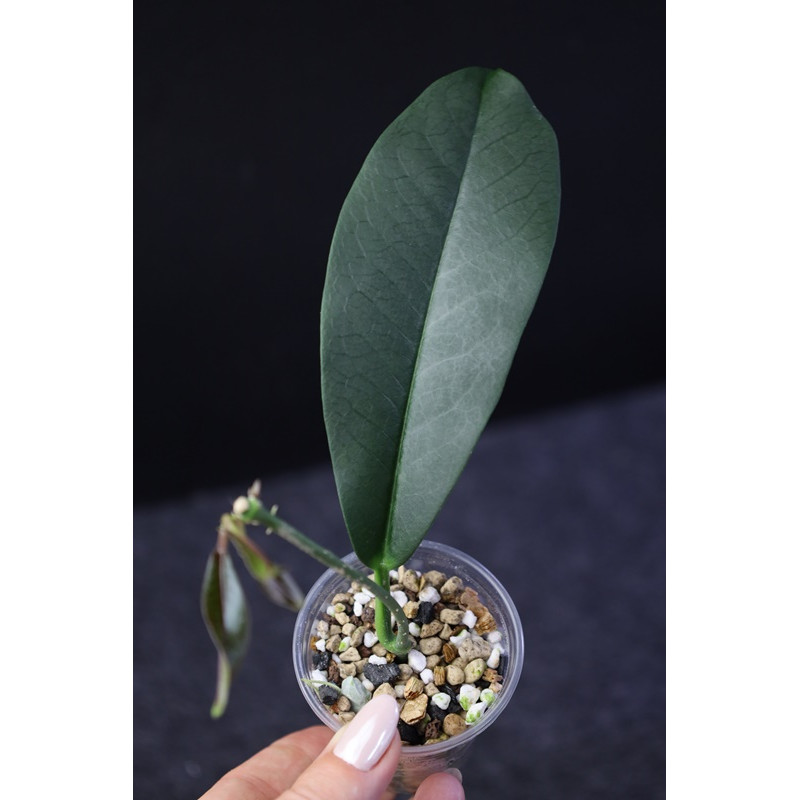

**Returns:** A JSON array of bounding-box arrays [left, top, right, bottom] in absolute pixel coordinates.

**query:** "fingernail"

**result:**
[[444, 768, 463, 783], [333, 694, 399, 771]]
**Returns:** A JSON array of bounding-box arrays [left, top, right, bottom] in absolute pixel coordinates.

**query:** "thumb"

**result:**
[[280, 694, 401, 800]]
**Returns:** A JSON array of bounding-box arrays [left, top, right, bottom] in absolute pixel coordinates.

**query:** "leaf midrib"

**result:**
[[378, 69, 497, 568]]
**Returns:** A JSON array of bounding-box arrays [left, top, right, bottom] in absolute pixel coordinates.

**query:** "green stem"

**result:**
[[210, 654, 231, 719], [372, 564, 395, 649], [234, 496, 414, 655]]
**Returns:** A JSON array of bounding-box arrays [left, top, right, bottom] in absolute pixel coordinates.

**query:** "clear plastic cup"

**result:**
[[292, 540, 524, 793]]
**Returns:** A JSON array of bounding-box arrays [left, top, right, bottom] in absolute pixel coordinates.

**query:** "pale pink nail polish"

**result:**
[[333, 694, 399, 771]]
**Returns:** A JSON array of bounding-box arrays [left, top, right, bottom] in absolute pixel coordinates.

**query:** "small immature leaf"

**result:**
[[222, 514, 305, 611], [231, 535, 305, 611], [201, 546, 250, 717], [321, 67, 560, 571]]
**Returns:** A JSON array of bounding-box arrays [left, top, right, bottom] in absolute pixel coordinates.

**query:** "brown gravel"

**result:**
[[443, 713, 467, 736], [404, 676, 424, 699], [308, 564, 507, 747], [400, 694, 428, 724]]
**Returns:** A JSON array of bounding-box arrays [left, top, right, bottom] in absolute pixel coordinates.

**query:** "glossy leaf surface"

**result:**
[[321, 67, 560, 570], [201, 546, 250, 717]]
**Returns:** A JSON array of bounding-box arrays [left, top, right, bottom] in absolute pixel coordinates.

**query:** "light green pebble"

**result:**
[[480, 689, 497, 707], [464, 658, 487, 684], [465, 701, 487, 725], [340, 676, 370, 712]]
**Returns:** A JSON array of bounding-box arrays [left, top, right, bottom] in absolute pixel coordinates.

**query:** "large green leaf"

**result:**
[[321, 67, 560, 571]]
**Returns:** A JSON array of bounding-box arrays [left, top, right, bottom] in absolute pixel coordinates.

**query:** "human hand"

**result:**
[[200, 694, 465, 800]]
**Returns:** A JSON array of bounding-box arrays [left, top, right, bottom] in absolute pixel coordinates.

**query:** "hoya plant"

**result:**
[[201, 66, 560, 717]]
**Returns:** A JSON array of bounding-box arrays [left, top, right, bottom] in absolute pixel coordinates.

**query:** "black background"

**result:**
[[136, 0, 664, 504]]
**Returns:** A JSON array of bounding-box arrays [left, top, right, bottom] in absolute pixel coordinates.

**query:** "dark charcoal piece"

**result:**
[[397, 720, 424, 745], [444, 686, 462, 714], [442, 684, 460, 704], [312, 650, 331, 670], [475, 678, 490, 690], [430, 684, 462, 719], [414, 601, 435, 625], [363, 662, 401, 686], [319, 685, 339, 706]]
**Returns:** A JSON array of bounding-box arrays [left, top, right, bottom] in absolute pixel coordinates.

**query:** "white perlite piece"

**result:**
[[368, 655, 388, 665], [407, 649, 426, 673], [465, 701, 487, 725], [311, 669, 328, 683], [353, 591, 371, 605], [462, 609, 477, 628], [450, 629, 470, 646], [332, 653, 342, 664], [420, 668, 434, 685], [418, 585, 441, 604], [408, 622, 421, 637], [391, 590, 409, 607], [361, 678, 375, 692], [353, 601, 363, 616], [431, 693, 451, 710], [363, 630, 378, 648], [326, 605, 335, 616], [487, 646, 501, 669], [459, 683, 480, 710], [314, 638, 327, 652], [487, 630, 502, 644]]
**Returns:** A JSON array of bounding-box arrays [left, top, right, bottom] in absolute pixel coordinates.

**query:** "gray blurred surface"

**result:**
[[134, 385, 665, 798]]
